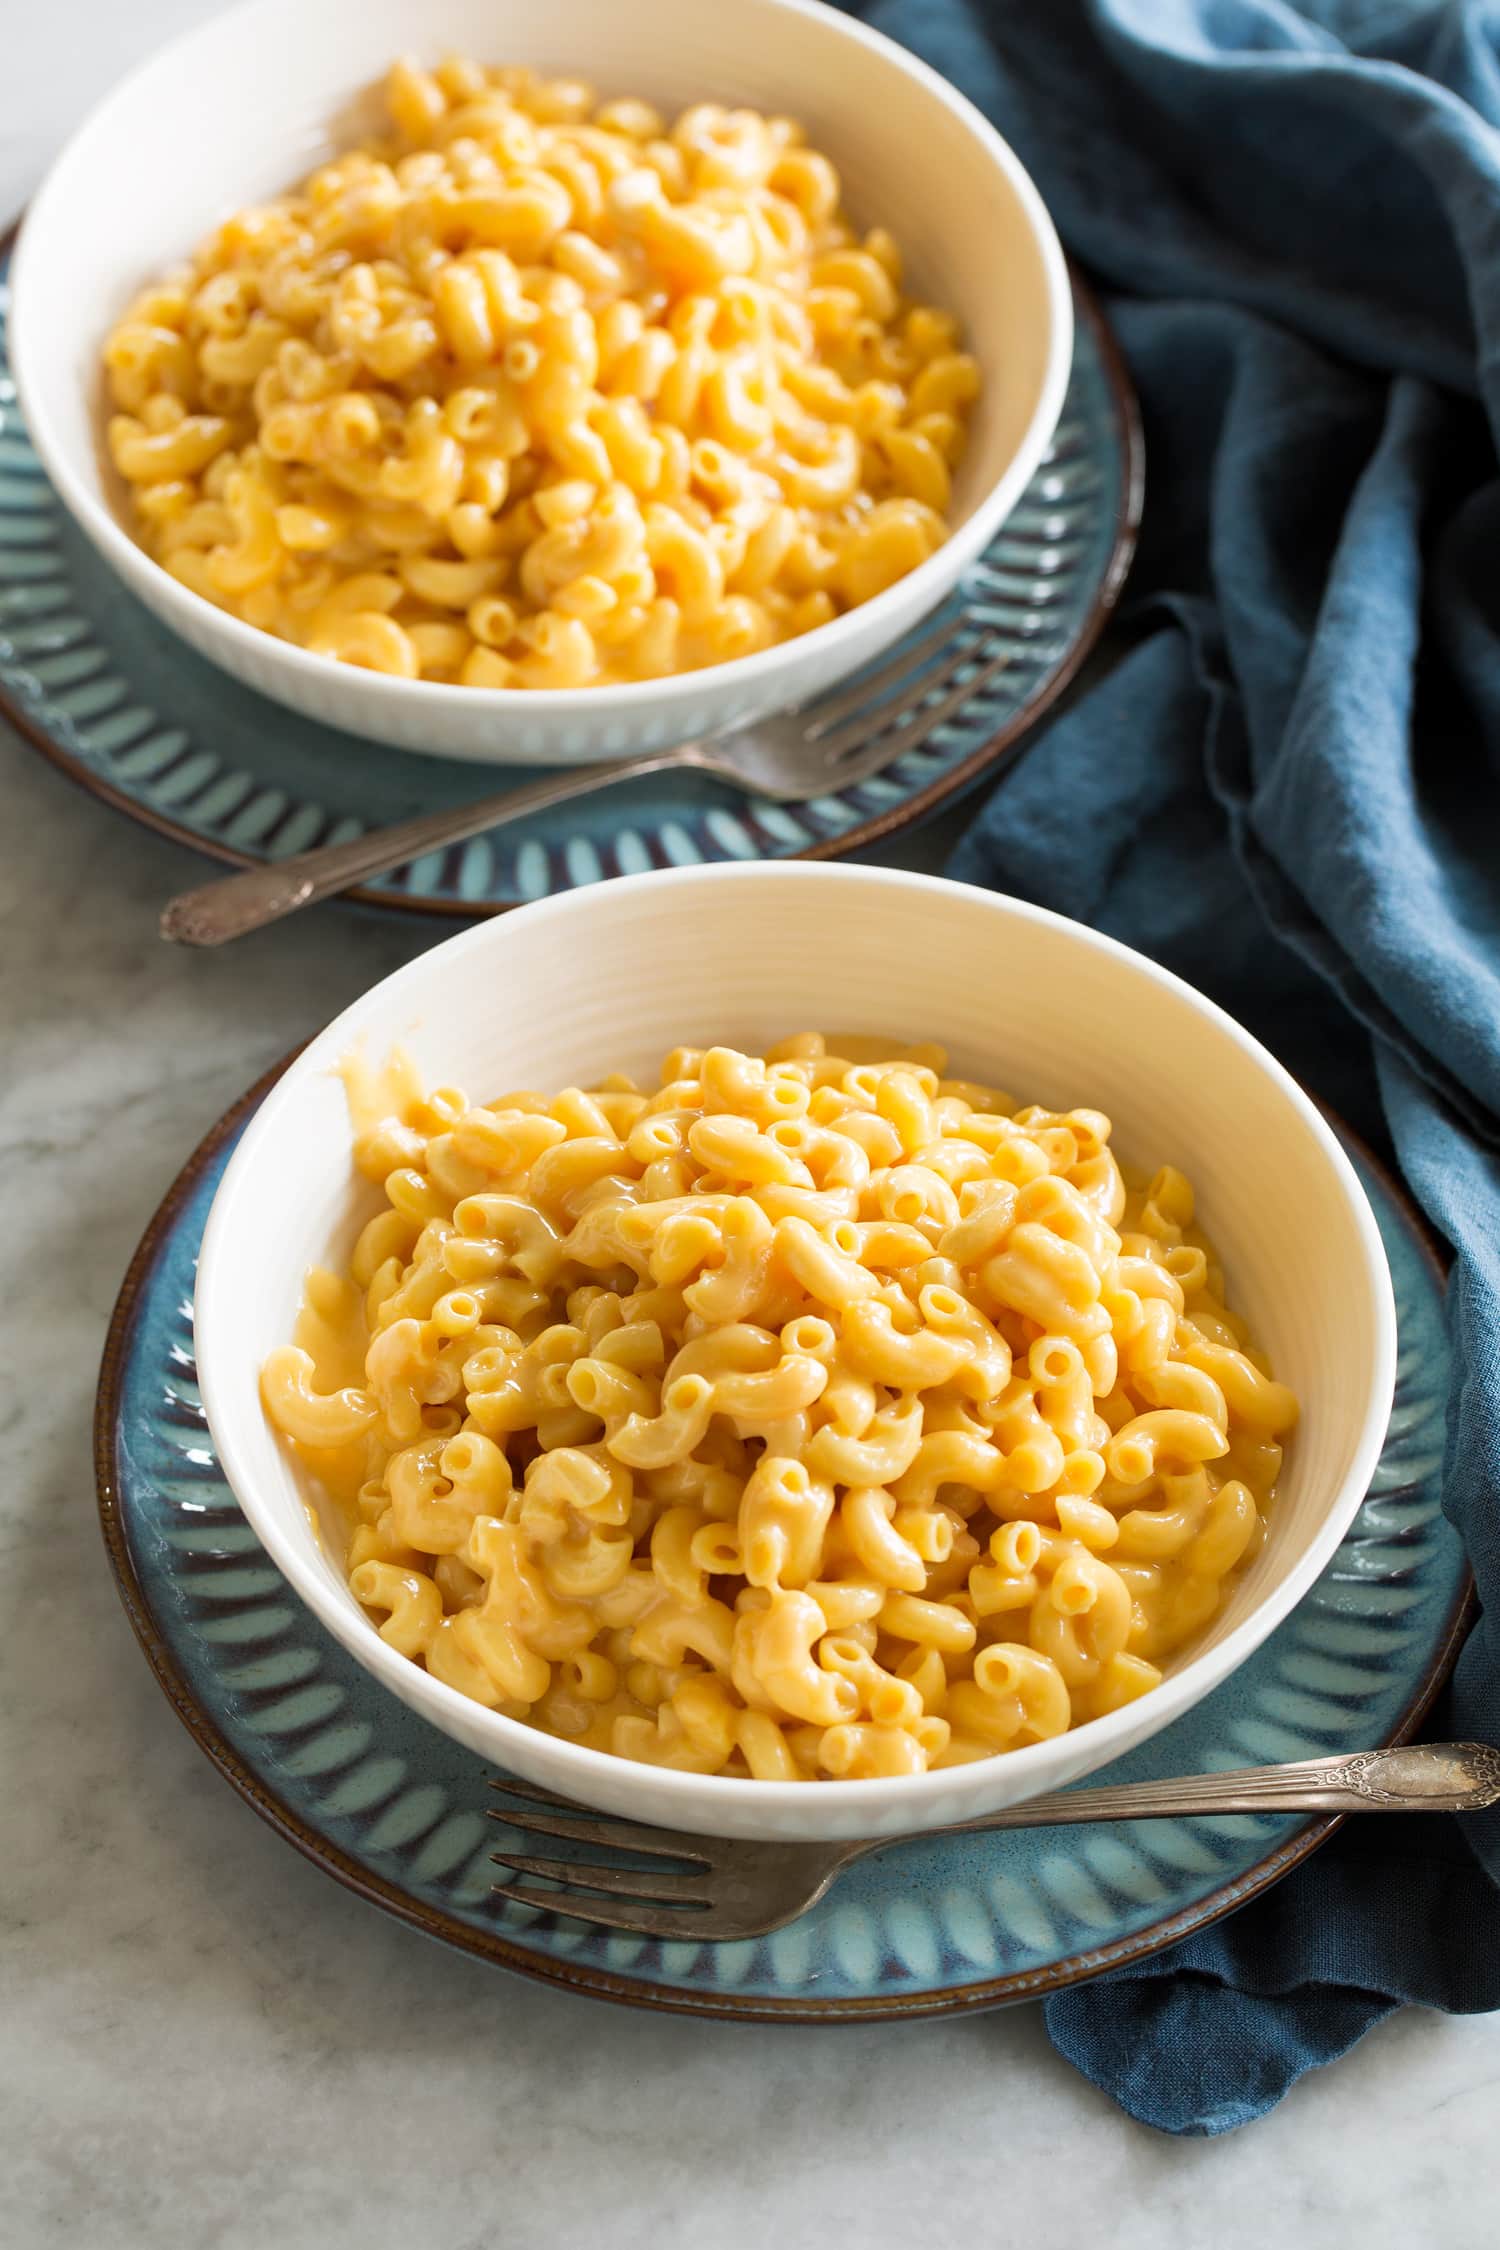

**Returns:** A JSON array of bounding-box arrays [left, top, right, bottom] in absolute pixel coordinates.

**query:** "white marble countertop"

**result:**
[[4, 10, 1499, 2242]]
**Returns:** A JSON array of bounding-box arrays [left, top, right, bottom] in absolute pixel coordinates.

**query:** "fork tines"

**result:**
[[800, 608, 969, 739], [811, 625, 997, 762], [486, 1775, 711, 1860], [816, 643, 1012, 780], [487, 1776, 717, 1929]]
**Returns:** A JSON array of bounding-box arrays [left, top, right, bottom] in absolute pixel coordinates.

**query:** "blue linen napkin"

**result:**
[[841, 0, 1500, 2131]]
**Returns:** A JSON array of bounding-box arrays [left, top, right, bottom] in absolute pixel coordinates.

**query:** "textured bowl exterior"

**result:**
[[10, 0, 1072, 765], [193, 865, 1399, 1842]]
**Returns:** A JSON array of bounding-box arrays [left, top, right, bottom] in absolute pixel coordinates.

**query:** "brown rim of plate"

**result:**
[[2, 219, 1143, 920], [93, 1049, 1476, 2023]]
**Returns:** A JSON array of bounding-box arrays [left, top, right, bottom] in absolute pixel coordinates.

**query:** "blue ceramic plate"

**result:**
[[96, 1062, 1471, 2020], [0, 238, 1140, 917]]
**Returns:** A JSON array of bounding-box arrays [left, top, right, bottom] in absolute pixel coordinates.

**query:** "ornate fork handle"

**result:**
[[933, 1743, 1500, 1835], [158, 747, 689, 945]]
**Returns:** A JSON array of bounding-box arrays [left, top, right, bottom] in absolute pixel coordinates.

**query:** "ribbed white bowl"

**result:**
[[11, 0, 1071, 765], [194, 866, 1397, 1841]]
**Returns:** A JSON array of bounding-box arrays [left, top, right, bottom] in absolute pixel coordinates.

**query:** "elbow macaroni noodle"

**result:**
[[263, 1038, 1298, 1781], [102, 57, 980, 688]]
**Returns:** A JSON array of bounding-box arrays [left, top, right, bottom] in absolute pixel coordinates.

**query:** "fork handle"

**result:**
[[930, 1743, 1500, 1833], [158, 745, 690, 945]]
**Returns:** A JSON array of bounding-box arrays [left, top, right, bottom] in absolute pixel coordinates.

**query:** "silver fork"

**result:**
[[487, 1742, 1500, 1940], [159, 610, 1002, 946]]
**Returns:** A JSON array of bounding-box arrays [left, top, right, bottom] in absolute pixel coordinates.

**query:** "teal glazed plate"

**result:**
[[96, 1062, 1472, 2021], [0, 233, 1140, 918]]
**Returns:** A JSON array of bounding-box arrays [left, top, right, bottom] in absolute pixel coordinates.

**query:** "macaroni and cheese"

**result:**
[[263, 1037, 1298, 1781], [102, 58, 980, 689]]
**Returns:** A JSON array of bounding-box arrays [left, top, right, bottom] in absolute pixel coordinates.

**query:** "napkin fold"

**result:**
[[844, 0, 1500, 2129]]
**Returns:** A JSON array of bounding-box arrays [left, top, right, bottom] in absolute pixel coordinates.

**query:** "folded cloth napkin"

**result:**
[[841, 0, 1500, 2132]]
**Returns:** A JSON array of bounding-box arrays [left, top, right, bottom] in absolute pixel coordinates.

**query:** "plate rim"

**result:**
[[2, 224, 1143, 920], [93, 1050, 1475, 2022]]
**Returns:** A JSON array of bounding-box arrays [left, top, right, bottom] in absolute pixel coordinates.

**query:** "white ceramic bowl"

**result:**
[[11, 0, 1071, 769], [194, 864, 1397, 1841]]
